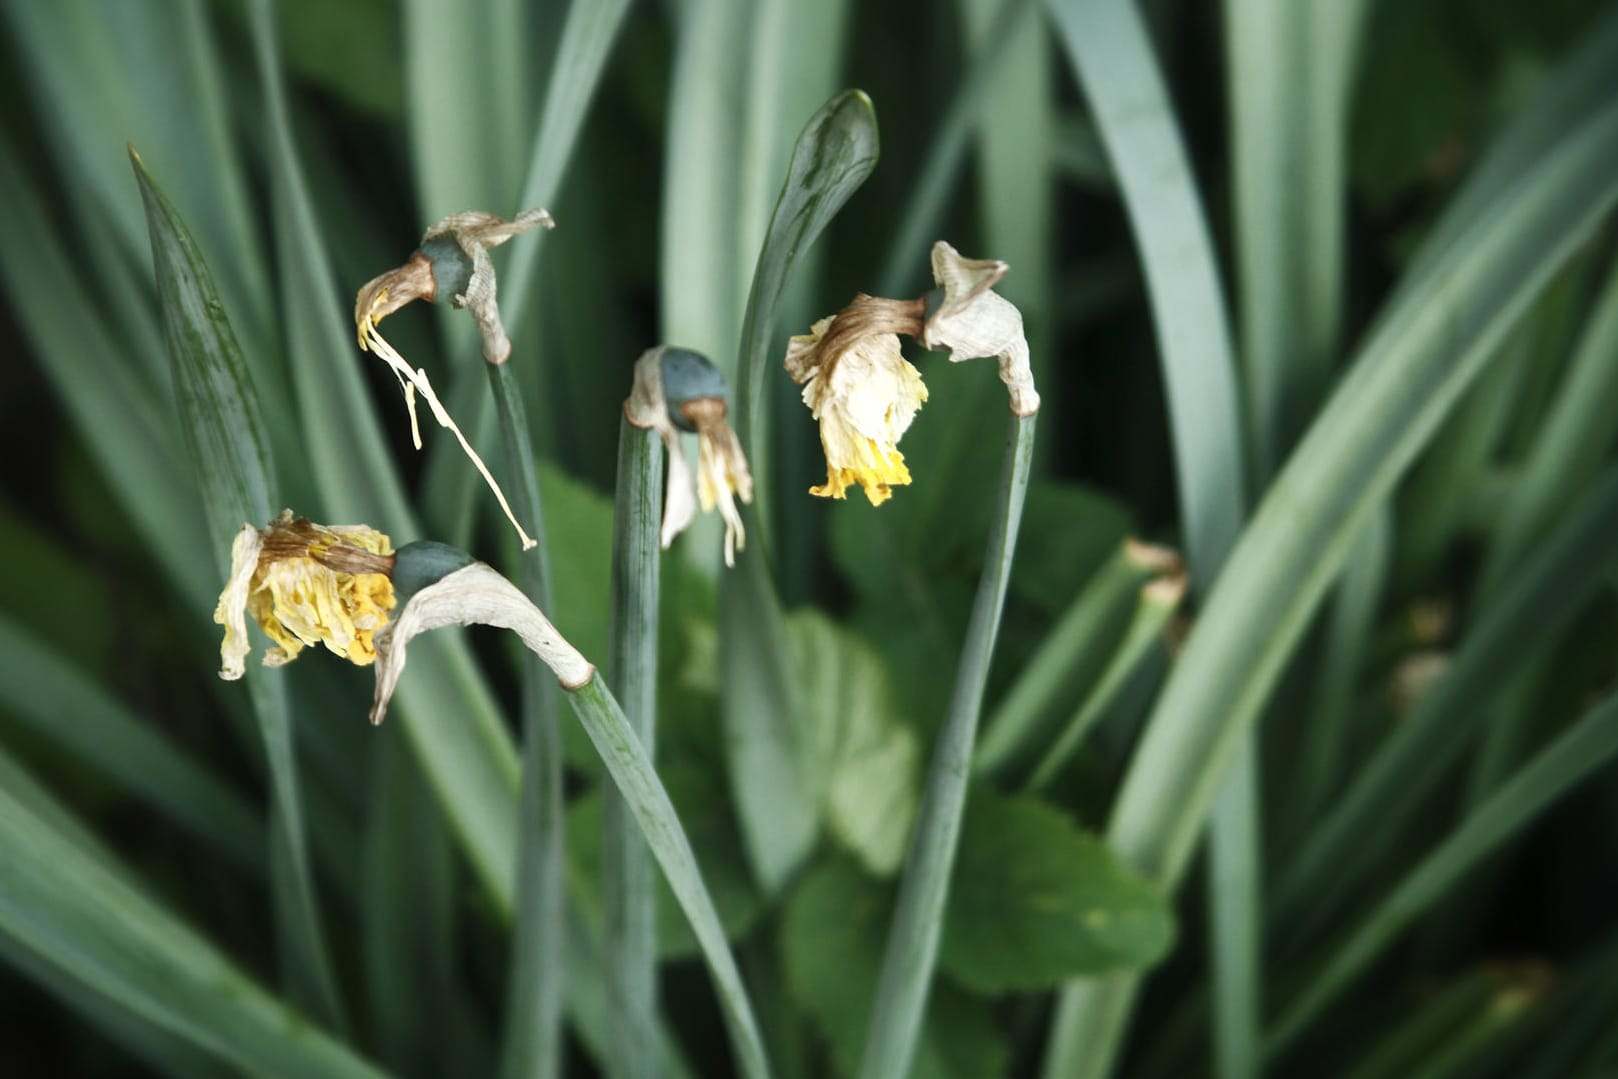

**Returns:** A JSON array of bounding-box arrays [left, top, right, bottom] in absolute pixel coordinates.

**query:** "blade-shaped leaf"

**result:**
[[0, 783, 383, 1079], [133, 148, 346, 1031]]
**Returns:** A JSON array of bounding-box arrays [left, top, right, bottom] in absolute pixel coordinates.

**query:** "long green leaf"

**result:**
[[876, 0, 1043, 300], [603, 419, 664, 1077], [567, 675, 772, 1079], [974, 542, 1155, 779], [133, 148, 345, 1031], [0, 614, 263, 874], [1267, 692, 1618, 1054], [1481, 250, 1618, 594], [1274, 462, 1618, 932], [859, 414, 1035, 1079], [721, 89, 880, 892], [485, 358, 565, 1079], [1226, 0, 1369, 473], [1045, 5, 1250, 1076], [0, 783, 383, 1079], [1043, 88, 1618, 1079], [0, 149, 209, 612], [1046, 0, 1246, 584]]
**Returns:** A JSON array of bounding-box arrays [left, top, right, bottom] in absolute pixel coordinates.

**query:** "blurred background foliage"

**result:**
[[1, 0, 1617, 1076]]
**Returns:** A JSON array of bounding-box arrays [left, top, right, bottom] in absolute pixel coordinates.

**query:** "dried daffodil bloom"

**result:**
[[214, 511, 397, 680], [353, 208, 554, 550], [625, 346, 754, 566], [370, 561, 594, 725], [921, 240, 1040, 416], [785, 294, 929, 506]]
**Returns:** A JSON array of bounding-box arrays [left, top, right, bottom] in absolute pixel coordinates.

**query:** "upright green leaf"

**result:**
[[133, 148, 345, 1031]]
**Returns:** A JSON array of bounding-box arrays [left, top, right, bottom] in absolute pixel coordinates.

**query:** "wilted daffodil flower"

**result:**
[[922, 240, 1040, 416], [625, 346, 754, 566], [784, 294, 930, 506], [353, 208, 554, 550], [783, 242, 1039, 508], [215, 511, 397, 680], [371, 559, 595, 725]]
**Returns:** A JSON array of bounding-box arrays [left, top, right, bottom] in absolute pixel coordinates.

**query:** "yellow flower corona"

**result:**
[[787, 313, 928, 506], [215, 512, 397, 680]]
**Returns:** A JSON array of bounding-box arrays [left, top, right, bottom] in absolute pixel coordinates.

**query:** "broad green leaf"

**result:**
[[790, 610, 920, 876], [1227, 0, 1369, 473], [783, 858, 1008, 1079], [940, 791, 1173, 993], [132, 149, 275, 538], [0, 783, 383, 1079]]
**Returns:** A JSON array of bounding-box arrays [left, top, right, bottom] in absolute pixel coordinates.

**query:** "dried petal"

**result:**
[[923, 241, 1040, 416], [788, 314, 928, 506], [370, 562, 594, 725]]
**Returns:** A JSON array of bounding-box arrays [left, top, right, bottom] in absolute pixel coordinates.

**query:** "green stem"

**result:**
[[1025, 580, 1180, 793], [565, 676, 773, 1079], [858, 413, 1036, 1079], [486, 361, 564, 1079], [974, 542, 1154, 779], [604, 418, 663, 1077]]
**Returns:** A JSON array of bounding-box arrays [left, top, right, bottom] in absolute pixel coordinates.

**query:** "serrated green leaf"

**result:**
[[782, 858, 1008, 1079], [940, 791, 1173, 993], [790, 610, 920, 877]]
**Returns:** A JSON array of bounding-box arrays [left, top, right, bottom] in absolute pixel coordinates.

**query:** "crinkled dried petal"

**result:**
[[423, 209, 554, 366], [687, 399, 753, 567], [923, 240, 1040, 416], [370, 563, 594, 725], [797, 328, 927, 506], [625, 348, 697, 548], [214, 524, 262, 680], [361, 321, 536, 549]]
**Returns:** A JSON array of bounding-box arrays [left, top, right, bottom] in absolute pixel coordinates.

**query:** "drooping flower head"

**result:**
[[784, 295, 929, 506], [625, 346, 754, 566], [922, 241, 1040, 416], [353, 209, 554, 550], [215, 511, 397, 680]]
